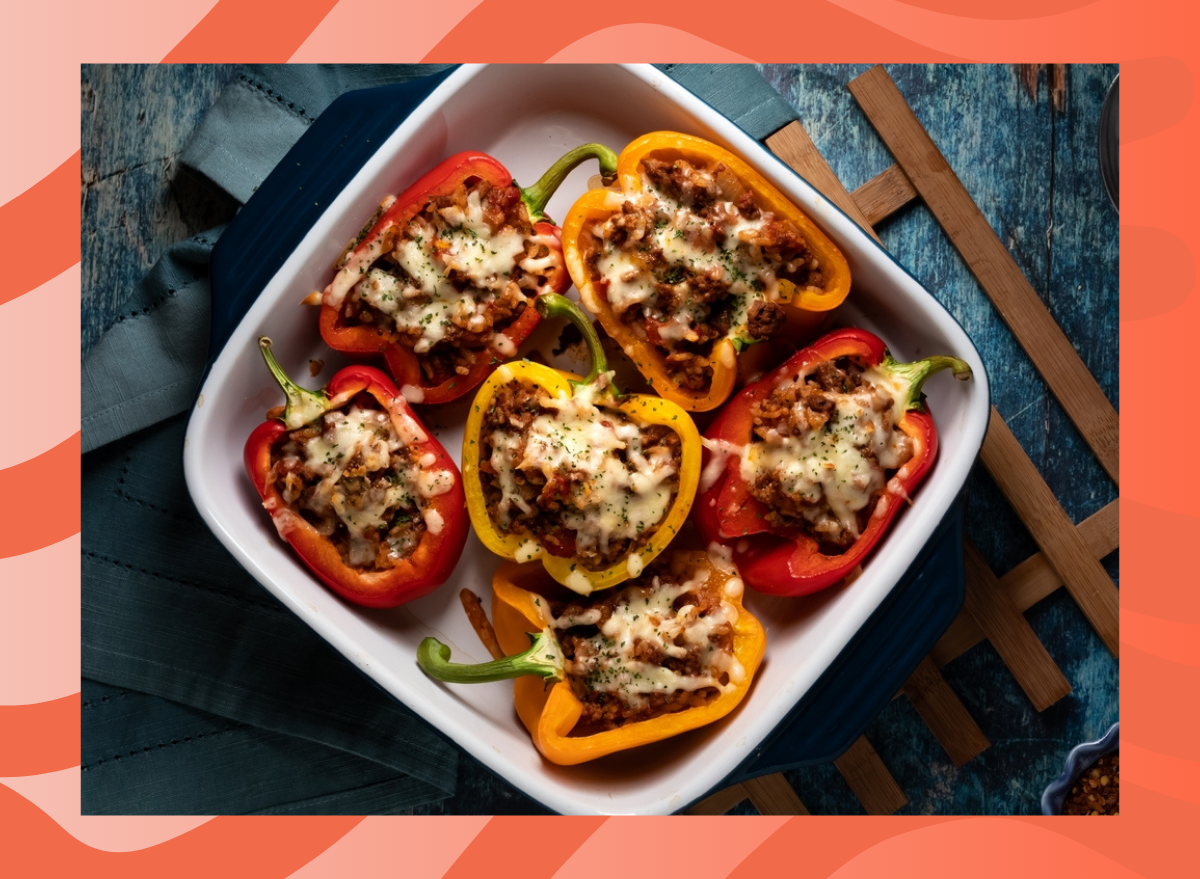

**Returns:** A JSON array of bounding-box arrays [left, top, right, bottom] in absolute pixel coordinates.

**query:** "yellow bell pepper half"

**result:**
[[462, 293, 700, 595]]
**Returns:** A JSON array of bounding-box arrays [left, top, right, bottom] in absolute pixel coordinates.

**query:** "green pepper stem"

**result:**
[[417, 630, 564, 684], [534, 293, 620, 395], [885, 352, 972, 410], [258, 336, 330, 429], [520, 143, 619, 223]]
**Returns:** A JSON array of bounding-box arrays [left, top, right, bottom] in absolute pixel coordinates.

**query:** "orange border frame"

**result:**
[[4, 1, 1188, 875]]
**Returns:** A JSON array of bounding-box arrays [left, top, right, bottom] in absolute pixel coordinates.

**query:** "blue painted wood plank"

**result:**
[[81, 64, 241, 355]]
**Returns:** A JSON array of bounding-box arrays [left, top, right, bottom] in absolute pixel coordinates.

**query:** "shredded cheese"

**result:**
[[489, 378, 677, 563], [699, 437, 745, 493], [591, 167, 794, 346], [325, 188, 547, 354], [738, 364, 912, 540], [552, 571, 743, 708], [277, 404, 448, 566]]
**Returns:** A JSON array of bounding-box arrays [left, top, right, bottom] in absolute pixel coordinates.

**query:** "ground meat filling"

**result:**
[[268, 399, 427, 570], [332, 176, 560, 386], [742, 357, 914, 552], [587, 156, 826, 391], [479, 378, 682, 569], [548, 567, 739, 730]]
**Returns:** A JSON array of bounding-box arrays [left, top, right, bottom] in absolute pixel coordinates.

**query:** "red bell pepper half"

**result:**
[[694, 328, 971, 596], [316, 144, 617, 404], [244, 338, 468, 608]]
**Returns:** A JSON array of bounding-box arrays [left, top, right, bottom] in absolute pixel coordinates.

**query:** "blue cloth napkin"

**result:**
[[80, 63, 799, 814]]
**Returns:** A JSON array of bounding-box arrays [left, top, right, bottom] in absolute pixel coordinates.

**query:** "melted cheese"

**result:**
[[515, 539, 544, 563], [433, 192, 529, 286], [518, 231, 563, 277], [293, 404, 447, 566], [591, 173, 788, 345], [655, 304, 704, 342], [738, 365, 912, 540], [595, 248, 654, 311], [325, 229, 392, 309], [489, 378, 676, 562], [552, 571, 742, 707], [706, 541, 736, 574], [387, 399, 428, 445], [423, 508, 444, 535], [303, 407, 398, 476], [491, 331, 517, 358], [699, 437, 745, 493], [565, 569, 594, 596], [626, 553, 645, 578], [330, 189, 538, 354]]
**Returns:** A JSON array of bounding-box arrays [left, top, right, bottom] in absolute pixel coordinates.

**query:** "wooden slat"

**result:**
[[901, 657, 990, 765], [981, 410, 1120, 655], [850, 164, 918, 226], [996, 499, 1119, 616], [963, 542, 1072, 711], [685, 783, 749, 815], [896, 662, 986, 765], [848, 65, 1120, 487], [744, 774, 810, 815], [931, 499, 1117, 666], [833, 736, 908, 814], [766, 121, 881, 241]]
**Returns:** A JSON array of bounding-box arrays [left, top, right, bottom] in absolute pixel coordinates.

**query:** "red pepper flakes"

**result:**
[[1062, 751, 1119, 815]]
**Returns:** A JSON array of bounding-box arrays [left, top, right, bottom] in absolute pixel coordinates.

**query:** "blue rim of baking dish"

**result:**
[[207, 64, 973, 801]]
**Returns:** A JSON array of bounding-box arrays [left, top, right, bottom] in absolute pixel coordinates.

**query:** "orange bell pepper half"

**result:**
[[561, 131, 852, 412], [416, 551, 766, 765]]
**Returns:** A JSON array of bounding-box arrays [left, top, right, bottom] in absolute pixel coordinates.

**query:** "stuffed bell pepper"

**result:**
[[313, 144, 618, 404], [417, 550, 765, 765], [245, 338, 467, 608], [463, 293, 701, 595], [695, 328, 970, 596], [562, 131, 852, 411]]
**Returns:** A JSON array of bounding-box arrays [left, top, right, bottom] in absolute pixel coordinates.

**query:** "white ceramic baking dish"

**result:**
[[184, 63, 989, 815]]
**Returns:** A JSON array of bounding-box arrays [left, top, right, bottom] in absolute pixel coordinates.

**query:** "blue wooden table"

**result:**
[[80, 63, 1118, 815]]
